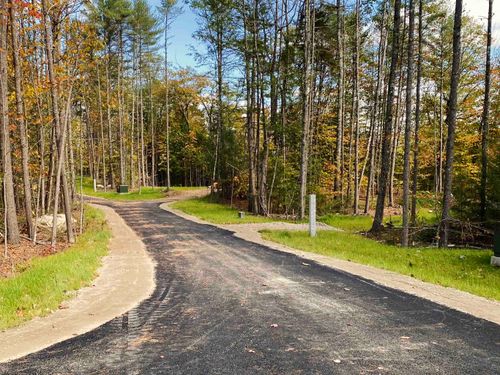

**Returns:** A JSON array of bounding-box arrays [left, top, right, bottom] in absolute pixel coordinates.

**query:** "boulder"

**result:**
[[38, 214, 75, 232]]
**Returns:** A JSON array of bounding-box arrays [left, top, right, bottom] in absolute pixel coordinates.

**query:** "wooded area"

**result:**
[[0, 0, 498, 252]]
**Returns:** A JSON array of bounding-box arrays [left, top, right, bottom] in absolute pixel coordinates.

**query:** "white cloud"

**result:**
[[463, 0, 500, 46]]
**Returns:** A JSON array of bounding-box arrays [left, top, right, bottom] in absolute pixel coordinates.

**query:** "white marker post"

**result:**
[[309, 194, 317, 237]]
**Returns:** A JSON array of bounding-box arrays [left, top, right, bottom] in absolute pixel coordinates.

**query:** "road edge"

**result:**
[[0, 204, 156, 363], [160, 202, 500, 326]]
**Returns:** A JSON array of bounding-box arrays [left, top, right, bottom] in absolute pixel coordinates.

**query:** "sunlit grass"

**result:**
[[261, 230, 499, 301], [79, 177, 201, 201], [0, 206, 111, 330], [171, 196, 277, 224], [320, 208, 439, 232]]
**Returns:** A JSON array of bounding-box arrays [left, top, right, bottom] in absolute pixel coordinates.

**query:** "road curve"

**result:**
[[1, 201, 499, 374]]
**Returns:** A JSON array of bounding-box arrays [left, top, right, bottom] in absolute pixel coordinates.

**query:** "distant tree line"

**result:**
[[0, 0, 497, 250]]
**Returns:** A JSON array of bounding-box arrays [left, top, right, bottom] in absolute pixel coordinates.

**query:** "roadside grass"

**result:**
[[0, 206, 111, 330], [79, 177, 200, 201], [261, 230, 499, 301], [171, 196, 277, 224]]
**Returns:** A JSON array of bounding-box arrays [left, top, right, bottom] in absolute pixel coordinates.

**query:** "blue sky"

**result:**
[[148, 0, 203, 70]]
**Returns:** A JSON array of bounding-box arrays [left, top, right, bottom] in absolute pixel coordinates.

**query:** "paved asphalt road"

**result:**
[[1, 201, 499, 374]]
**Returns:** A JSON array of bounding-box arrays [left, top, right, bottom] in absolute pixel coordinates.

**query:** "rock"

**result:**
[[38, 214, 75, 232]]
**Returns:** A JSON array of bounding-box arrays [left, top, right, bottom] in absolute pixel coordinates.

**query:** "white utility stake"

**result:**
[[93, 178, 97, 192], [309, 194, 317, 237]]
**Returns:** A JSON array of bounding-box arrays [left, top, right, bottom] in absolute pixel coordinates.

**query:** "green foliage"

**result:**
[[129, 0, 160, 47], [262, 230, 499, 301], [86, 0, 132, 42], [0, 206, 111, 330]]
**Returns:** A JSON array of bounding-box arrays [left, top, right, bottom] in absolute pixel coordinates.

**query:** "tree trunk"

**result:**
[[364, 0, 387, 214], [334, 0, 344, 200], [0, 0, 20, 245], [41, 0, 74, 245], [118, 26, 126, 186], [439, 0, 463, 248], [105, 47, 114, 189], [67, 106, 76, 202], [299, 0, 315, 219], [388, 5, 407, 208], [244, 7, 258, 213], [411, 0, 423, 225], [164, 12, 171, 190], [371, 0, 402, 232], [352, 0, 360, 214], [139, 45, 147, 187], [150, 78, 155, 187], [215, 25, 223, 187], [9, 1, 34, 239], [479, 0, 492, 221], [96, 64, 107, 190], [402, 0, 415, 246], [437, 26, 445, 194]]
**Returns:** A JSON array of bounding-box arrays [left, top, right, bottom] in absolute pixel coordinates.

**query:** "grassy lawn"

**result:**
[[0, 206, 111, 330], [261, 230, 499, 301], [171, 196, 277, 224], [79, 177, 201, 201]]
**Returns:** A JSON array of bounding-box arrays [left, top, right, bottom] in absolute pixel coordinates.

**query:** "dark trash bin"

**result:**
[[117, 185, 129, 194]]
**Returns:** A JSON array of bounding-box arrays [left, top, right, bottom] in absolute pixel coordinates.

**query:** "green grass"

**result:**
[[319, 214, 374, 232], [79, 177, 201, 201], [171, 196, 277, 224], [261, 230, 499, 301], [320, 208, 439, 232], [171, 186, 207, 191], [0, 206, 111, 330]]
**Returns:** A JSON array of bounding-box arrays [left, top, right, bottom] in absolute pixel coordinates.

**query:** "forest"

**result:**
[[0, 0, 498, 254]]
